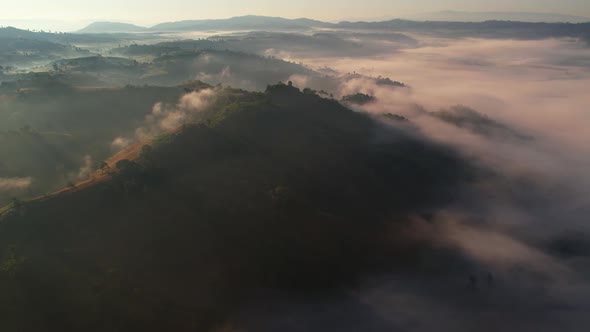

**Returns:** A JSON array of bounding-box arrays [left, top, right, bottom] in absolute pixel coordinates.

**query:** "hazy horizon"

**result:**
[[2, 0, 590, 31]]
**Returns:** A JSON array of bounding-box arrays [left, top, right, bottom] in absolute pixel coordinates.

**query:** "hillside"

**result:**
[[0, 84, 474, 331], [0, 27, 150, 68], [0, 28, 91, 67], [0, 26, 127, 45], [45, 50, 318, 90], [0, 79, 197, 204]]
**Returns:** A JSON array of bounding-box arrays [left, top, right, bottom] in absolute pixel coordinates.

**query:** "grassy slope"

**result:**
[[0, 81, 205, 204]]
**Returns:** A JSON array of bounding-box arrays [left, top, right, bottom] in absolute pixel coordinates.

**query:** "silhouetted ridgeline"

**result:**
[[336, 20, 590, 40]]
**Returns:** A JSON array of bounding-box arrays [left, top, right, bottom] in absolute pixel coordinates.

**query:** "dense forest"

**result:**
[[0, 84, 475, 331]]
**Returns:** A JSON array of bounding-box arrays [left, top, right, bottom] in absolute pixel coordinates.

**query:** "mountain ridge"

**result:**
[[6, 11, 590, 33], [405, 10, 590, 23], [75, 13, 590, 33], [0, 84, 473, 331], [150, 15, 332, 31]]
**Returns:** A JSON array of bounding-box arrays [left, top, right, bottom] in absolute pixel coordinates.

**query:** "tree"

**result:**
[[1, 245, 26, 278], [11, 198, 22, 209], [96, 161, 110, 175], [139, 145, 153, 161], [116, 159, 141, 174]]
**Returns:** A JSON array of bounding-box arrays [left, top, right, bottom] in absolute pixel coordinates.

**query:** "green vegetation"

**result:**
[[0, 245, 26, 278], [431, 105, 531, 140], [1, 17, 587, 332], [0, 79, 193, 204], [376, 76, 406, 87], [381, 113, 408, 122], [0, 85, 473, 331], [341, 93, 376, 105]]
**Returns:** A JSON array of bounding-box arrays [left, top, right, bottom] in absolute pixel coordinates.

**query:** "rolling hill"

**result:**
[[0, 27, 92, 67], [0, 78, 195, 204], [150, 15, 332, 31]]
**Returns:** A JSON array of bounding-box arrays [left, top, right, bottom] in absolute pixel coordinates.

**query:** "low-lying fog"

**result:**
[[232, 33, 590, 331], [1, 25, 589, 330]]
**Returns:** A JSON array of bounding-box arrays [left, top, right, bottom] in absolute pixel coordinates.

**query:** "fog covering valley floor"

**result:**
[[1, 18, 590, 332]]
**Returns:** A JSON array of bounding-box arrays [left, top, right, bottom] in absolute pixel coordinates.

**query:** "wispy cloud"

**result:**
[[0, 177, 32, 192]]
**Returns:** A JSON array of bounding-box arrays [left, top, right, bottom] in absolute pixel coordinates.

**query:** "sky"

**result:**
[[1, 0, 590, 30]]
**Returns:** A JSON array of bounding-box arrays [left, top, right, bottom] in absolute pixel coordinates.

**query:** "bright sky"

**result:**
[[2, 0, 590, 30]]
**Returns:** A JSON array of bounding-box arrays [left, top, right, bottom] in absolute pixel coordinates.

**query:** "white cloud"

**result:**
[[0, 177, 33, 192]]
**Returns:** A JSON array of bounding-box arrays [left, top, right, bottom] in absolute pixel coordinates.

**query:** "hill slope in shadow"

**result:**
[[0, 85, 474, 332]]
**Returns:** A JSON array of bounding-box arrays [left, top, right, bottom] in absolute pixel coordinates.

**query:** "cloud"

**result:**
[[112, 136, 132, 150], [403, 213, 572, 278], [225, 34, 590, 331], [0, 177, 32, 192], [134, 88, 217, 141], [77, 155, 94, 180], [297, 36, 590, 224], [287, 74, 311, 88]]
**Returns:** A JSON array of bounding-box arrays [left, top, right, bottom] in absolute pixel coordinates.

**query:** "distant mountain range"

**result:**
[[76, 16, 331, 33], [70, 15, 590, 43], [76, 11, 590, 33], [336, 19, 590, 40], [404, 11, 590, 23], [151, 15, 332, 31], [75, 12, 590, 33]]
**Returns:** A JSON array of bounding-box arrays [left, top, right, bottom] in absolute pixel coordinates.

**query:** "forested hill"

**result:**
[[0, 84, 474, 331]]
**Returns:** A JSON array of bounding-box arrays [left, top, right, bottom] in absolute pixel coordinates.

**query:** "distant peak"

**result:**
[[77, 21, 147, 33]]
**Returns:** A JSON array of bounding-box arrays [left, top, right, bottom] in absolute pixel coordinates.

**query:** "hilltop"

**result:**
[[0, 84, 473, 331]]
